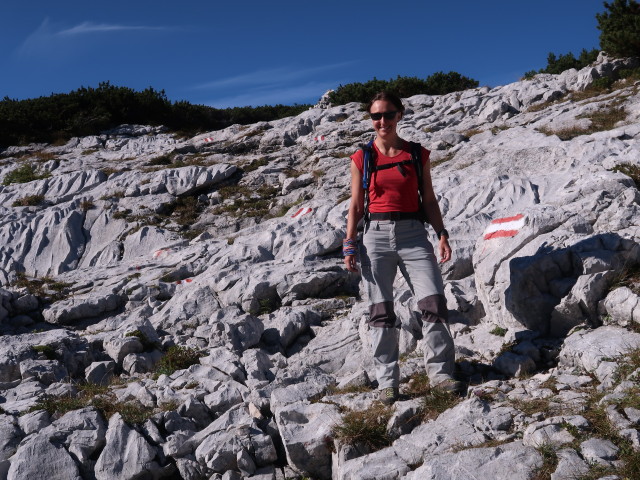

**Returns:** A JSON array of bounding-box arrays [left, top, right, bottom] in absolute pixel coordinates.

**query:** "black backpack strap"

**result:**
[[360, 139, 375, 230], [409, 142, 429, 224], [371, 159, 413, 172]]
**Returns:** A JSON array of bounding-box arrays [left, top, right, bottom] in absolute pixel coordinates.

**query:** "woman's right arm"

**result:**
[[344, 160, 364, 273]]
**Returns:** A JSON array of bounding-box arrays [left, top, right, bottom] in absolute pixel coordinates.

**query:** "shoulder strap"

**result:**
[[410, 141, 424, 198], [410, 141, 430, 224], [361, 139, 375, 190], [360, 139, 375, 229]]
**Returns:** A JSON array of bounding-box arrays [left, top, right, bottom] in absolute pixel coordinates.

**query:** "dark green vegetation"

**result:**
[[31, 381, 157, 425], [2, 164, 51, 185], [537, 103, 628, 140], [12, 194, 45, 207], [12, 272, 73, 302], [0, 82, 310, 148], [331, 403, 393, 451], [153, 345, 204, 377], [332, 372, 461, 454], [524, 49, 600, 78], [403, 372, 461, 421], [328, 72, 479, 106], [597, 0, 640, 57], [612, 163, 640, 189]]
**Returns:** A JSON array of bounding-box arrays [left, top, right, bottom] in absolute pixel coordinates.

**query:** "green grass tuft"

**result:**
[[2, 164, 51, 185], [32, 345, 56, 360], [331, 403, 392, 452], [489, 326, 507, 337], [153, 346, 204, 378]]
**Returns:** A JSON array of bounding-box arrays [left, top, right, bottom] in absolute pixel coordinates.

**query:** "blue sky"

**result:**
[[1, 0, 605, 108]]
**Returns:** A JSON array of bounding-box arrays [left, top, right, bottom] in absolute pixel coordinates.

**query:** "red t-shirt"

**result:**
[[351, 142, 429, 213]]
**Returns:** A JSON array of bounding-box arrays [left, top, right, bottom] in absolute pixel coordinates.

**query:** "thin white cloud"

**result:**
[[17, 18, 174, 57], [206, 81, 336, 108], [193, 61, 355, 91], [58, 22, 171, 36]]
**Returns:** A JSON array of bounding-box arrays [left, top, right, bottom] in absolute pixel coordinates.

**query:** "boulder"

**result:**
[[0, 416, 22, 477], [558, 326, 640, 374], [404, 442, 542, 480], [94, 413, 160, 480], [7, 435, 82, 480], [19, 359, 68, 384], [42, 292, 125, 325], [162, 164, 237, 196], [602, 286, 640, 327], [85, 360, 116, 385], [276, 402, 340, 480]]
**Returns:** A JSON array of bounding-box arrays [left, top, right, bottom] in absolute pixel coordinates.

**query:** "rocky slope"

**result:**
[[1, 52, 640, 479]]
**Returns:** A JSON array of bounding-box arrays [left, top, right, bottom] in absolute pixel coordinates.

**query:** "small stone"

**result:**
[[84, 361, 116, 385], [580, 438, 619, 466]]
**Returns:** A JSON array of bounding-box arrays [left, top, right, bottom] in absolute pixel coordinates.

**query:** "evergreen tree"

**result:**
[[597, 0, 640, 57], [327, 72, 479, 106]]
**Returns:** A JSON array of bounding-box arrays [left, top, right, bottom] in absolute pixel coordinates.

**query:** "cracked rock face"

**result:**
[[1, 53, 640, 479]]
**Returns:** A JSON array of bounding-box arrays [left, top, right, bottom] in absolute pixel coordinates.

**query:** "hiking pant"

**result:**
[[360, 219, 455, 389]]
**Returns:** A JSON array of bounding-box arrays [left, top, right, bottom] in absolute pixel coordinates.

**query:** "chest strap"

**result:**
[[371, 159, 414, 172]]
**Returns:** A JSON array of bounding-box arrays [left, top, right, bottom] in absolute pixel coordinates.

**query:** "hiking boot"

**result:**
[[433, 378, 465, 395], [379, 387, 399, 405]]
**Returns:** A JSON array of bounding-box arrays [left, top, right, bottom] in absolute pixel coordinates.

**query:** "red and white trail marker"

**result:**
[[152, 248, 173, 259], [314, 135, 325, 142], [203, 137, 215, 143], [291, 207, 312, 218], [483, 214, 525, 240]]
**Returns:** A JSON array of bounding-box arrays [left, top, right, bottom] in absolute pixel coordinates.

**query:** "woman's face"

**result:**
[[370, 100, 401, 139]]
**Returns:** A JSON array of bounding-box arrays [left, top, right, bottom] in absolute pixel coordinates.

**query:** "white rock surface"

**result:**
[[94, 413, 159, 480], [1, 55, 640, 479]]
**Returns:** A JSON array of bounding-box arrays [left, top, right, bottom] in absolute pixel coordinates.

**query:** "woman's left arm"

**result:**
[[421, 155, 452, 263]]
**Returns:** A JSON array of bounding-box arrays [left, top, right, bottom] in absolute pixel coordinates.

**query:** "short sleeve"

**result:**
[[421, 147, 430, 167], [350, 149, 365, 173]]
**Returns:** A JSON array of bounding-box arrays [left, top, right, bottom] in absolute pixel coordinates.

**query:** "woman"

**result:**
[[343, 91, 461, 404]]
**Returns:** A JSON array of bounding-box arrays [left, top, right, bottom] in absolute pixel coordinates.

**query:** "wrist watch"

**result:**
[[437, 228, 449, 240]]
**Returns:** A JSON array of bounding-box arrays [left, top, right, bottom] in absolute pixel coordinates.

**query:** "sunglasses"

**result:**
[[369, 111, 398, 121]]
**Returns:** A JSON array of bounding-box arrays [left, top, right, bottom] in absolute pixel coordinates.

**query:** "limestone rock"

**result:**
[[551, 448, 589, 480], [85, 360, 116, 385], [559, 326, 640, 373], [276, 402, 340, 480], [19, 359, 68, 384], [404, 442, 542, 480], [580, 438, 619, 467], [0, 416, 22, 476], [94, 413, 160, 480], [7, 435, 82, 480], [42, 292, 125, 325], [602, 286, 640, 327], [1, 55, 640, 480]]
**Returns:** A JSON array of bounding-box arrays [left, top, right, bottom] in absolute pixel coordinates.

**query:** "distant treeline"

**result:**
[[524, 48, 600, 79], [327, 71, 480, 106], [0, 82, 311, 148]]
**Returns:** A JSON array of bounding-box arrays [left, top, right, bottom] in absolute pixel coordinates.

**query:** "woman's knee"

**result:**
[[368, 301, 398, 328], [417, 294, 448, 323]]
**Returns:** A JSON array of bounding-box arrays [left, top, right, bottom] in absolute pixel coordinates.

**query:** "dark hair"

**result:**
[[366, 91, 405, 113]]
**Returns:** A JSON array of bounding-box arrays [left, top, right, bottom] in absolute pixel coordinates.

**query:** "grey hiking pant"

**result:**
[[360, 219, 455, 389]]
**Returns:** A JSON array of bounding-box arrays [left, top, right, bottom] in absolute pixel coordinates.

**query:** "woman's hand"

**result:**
[[344, 254, 359, 273], [439, 237, 452, 263]]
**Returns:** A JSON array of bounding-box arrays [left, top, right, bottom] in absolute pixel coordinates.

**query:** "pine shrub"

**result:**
[[327, 72, 479, 106], [597, 0, 640, 58]]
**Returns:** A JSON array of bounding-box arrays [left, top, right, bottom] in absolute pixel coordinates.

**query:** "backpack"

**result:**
[[360, 139, 427, 228]]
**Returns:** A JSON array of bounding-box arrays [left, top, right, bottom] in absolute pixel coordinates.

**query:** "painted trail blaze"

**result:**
[[483, 214, 525, 240], [292, 207, 312, 218]]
